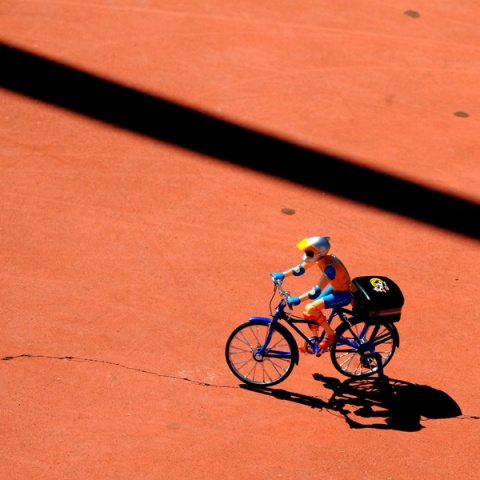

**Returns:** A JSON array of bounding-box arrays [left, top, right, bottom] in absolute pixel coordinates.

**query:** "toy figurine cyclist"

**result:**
[[271, 236, 352, 352]]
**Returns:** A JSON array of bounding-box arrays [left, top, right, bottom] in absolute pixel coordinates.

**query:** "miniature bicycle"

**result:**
[[225, 277, 404, 387]]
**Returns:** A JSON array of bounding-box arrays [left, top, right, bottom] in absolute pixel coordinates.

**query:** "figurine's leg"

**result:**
[[303, 300, 335, 337]]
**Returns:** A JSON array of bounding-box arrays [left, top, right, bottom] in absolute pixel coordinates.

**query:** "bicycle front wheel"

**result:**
[[225, 320, 296, 387], [330, 317, 398, 378]]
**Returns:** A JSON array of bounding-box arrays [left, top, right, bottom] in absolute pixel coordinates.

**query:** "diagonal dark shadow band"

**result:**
[[1, 43, 478, 239]]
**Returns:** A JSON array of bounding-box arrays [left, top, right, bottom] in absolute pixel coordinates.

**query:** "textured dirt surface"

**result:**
[[1, 1, 479, 479]]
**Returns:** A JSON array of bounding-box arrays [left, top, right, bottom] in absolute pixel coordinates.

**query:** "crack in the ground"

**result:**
[[3, 354, 478, 429], [1, 353, 237, 388]]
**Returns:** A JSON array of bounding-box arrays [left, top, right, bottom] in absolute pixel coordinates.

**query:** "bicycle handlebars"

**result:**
[[272, 278, 290, 300]]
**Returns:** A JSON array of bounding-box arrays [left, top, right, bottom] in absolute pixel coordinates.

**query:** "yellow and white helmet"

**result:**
[[296, 236, 331, 263]]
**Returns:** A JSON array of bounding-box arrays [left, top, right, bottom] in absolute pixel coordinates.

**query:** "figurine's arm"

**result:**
[[286, 284, 335, 309], [285, 283, 320, 309], [316, 266, 336, 290], [298, 284, 334, 302], [295, 266, 336, 302], [271, 262, 314, 281]]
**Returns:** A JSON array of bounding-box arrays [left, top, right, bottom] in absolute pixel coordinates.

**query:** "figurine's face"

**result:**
[[297, 237, 330, 263], [303, 249, 324, 263]]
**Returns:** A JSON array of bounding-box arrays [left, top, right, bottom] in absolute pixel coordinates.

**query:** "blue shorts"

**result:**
[[321, 290, 352, 309]]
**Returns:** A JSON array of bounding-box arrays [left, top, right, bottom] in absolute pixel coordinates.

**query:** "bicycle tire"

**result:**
[[225, 320, 297, 387], [330, 317, 398, 378]]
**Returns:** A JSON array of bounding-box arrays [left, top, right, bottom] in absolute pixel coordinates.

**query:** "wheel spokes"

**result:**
[[226, 322, 295, 386]]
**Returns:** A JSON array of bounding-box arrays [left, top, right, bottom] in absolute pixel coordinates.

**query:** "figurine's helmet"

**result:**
[[296, 236, 331, 263]]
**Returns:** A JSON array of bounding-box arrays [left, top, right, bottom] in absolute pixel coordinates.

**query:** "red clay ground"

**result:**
[[1, 1, 479, 479]]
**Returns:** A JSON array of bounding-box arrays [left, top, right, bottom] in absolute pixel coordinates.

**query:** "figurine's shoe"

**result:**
[[318, 334, 337, 350], [299, 337, 320, 355]]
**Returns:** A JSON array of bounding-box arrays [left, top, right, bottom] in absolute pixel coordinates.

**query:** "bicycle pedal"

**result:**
[[316, 343, 334, 356]]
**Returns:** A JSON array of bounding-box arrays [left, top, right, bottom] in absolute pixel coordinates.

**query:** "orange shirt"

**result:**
[[304, 254, 351, 292]]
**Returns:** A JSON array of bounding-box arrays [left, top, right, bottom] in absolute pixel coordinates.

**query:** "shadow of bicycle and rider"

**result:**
[[239, 374, 464, 431]]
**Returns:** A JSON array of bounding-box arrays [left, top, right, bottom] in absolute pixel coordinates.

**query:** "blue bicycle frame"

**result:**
[[248, 300, 399, 376]]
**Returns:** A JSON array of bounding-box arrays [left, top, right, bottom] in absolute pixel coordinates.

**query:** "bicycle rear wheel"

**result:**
[[225, 320, 296, 387], [330, 317, 398, 378]]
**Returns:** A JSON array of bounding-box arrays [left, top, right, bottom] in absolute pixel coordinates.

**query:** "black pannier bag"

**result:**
[[351, 276, 404, 323]]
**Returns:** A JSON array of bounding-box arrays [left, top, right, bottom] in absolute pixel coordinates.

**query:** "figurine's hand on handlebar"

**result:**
[[286, 296, 301, 309], [270, 272, 285, 282]]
